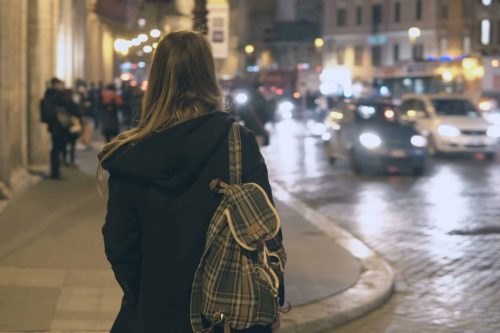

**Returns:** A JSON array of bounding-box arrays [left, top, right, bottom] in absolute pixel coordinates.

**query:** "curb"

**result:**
[[272, 182, 394, 333]]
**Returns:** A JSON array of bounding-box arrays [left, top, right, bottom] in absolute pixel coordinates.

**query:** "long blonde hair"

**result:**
[[99, 30, 222, 164]]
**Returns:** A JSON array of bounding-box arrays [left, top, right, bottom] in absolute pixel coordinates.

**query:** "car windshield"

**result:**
[[431, 99, 480, 117]]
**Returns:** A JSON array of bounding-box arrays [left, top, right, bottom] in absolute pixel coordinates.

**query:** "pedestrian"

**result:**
[[61, 88, 83, 167], [121, 81, 134, 129], [101, 84, 123, 142], [98, 31, 284, 333], [73, 81, 93, 150], [238, 82, 272, 146], [40, 77, 70, 179], [89, 81, 103, 129]]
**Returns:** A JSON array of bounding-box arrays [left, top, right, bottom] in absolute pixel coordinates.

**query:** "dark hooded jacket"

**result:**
[[101, 111, 281, 333]]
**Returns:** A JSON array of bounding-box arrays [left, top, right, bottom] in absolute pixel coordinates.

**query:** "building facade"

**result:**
[[321, 0, 483, 97], [0, 0, 114, 201]]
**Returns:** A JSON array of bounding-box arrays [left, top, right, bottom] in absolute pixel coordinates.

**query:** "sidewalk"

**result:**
[[0, 162, 392, 332]]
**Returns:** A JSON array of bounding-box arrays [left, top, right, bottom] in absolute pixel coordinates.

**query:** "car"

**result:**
[[400, 94, 500, 159], [324, 100, 428, 175]]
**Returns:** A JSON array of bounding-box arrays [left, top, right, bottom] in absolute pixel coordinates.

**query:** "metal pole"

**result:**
[[192, 0, 208, 35]]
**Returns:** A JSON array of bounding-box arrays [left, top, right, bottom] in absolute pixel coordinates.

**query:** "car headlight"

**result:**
[[278, 101, 294, 113], [411, 135, 427, 147], [437, 124, 460, 137], [234, 92, 249, 105], [359, 133, 382, 149], [487, 125, 500, 138]]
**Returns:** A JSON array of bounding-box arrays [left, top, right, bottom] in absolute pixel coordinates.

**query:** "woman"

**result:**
[[98, 31, 282, 333]]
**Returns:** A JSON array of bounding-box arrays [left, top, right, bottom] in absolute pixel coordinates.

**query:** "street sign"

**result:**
[[208, 0, 229, 59], [367, 35, 388, 45]]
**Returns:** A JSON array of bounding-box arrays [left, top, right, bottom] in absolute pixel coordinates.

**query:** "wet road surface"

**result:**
[[262, 120, 500, 333]]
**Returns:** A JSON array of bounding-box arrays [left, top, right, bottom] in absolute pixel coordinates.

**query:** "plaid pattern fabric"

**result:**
[[191, 123, 287, 332]]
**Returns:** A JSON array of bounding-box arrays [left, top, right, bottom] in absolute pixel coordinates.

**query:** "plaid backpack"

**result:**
[[190, 123, 287, 333]]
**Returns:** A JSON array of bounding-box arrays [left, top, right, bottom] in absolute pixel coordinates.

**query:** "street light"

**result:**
[[408, 27, 421, 61], [245, 44, 255, 55], [114, 39, 130, 55], [408, 27, 421, 41], [314, 38, 325, 48]]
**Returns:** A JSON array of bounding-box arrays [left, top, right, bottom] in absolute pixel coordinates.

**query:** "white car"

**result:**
[[400, 94, 500, 159]]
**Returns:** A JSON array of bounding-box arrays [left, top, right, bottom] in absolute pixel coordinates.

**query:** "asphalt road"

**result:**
[[262, 119, 500, 333]]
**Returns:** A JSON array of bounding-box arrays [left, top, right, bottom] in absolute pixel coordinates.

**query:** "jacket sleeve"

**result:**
[[102, 174, 142, 299], [240, 127, 286, 306]]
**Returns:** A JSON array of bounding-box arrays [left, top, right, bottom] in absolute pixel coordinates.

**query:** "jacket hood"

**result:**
[[101, 111, 236, 192]]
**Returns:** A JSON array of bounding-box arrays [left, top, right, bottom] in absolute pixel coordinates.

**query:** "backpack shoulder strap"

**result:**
[[229, 122, 242, 185]]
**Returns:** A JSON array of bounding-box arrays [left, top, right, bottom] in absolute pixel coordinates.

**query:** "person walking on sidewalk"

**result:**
[[61, 88, 83, 167], [101, 84, 123, 142], [98, 31, 283, 333], [40, 77, 70, 179]]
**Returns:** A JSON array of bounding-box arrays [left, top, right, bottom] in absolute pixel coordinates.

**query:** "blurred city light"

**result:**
[[359, 133, 382, 149], [138, 34, 148, 42], [120, 73, 131, 81], [481, 19, 491, 45], [408, 27, 421, 40], [114, 39, 130, 54], [487, 126, 500, 138], [314, 38, 324, 48], [143, 45, 153, 53], [137, 18, 146, 28], [411, 135, 427, 147], [152, 42, 159, 49], [150, 29, 161, 38], [491, 59, 500, 67], [244, 44, 255, 54], [479, 99, 494, 111], [234, 92, 249, 104], [437, 124, 460, 137], [138, 61, 146, 68], [131, 38, 141, 46], [441, 70, 454, 82]]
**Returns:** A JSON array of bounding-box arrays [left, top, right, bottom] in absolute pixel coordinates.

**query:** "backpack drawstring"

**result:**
[[209, 178, 230, 194]]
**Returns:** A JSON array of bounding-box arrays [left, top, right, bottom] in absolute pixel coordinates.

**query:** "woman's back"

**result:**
[[102, 111, 274, 332]]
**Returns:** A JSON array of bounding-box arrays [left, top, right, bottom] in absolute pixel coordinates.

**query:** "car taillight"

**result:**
[[384, 109, 396, 120]]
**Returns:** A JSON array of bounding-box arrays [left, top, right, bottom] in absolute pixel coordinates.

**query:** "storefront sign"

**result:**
[[208, 0, 229, 59]]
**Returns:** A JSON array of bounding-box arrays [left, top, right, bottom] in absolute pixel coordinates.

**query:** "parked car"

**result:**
[[400, 94, 500, 159], [324, 100, 428, 175]]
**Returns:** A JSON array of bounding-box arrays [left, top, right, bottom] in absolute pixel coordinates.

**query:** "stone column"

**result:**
[[27, 0, 58, 166], [86, 0, 114, 85], [58, 0, 73, 86], [0, 0, 30, 197]]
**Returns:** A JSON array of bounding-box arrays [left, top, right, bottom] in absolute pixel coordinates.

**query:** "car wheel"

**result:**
[[486, 152, 496, 161], [350, 150, 363, 175]]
